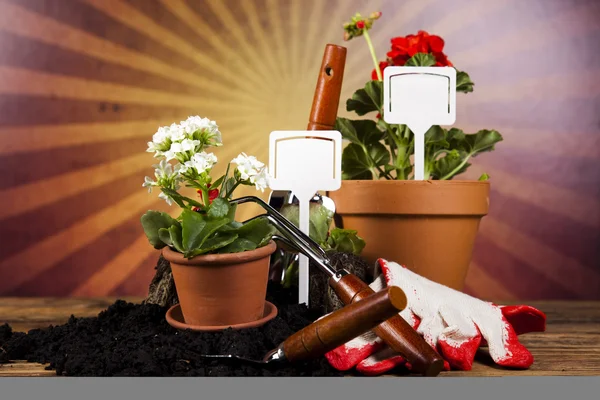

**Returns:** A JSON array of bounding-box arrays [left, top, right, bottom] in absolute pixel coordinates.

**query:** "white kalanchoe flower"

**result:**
[[181, 116, 208, 134], [182, 151, 218, 175], [142, 176, 157, 193], [250, 167, 271, 192], [163, 139, 196, 162], [231, 152, 264, 180], [153, 126, 170, 144], [168, 122, 186, 142], [181, 115, 223, 147], [180, 138, 200, 152], [146, 126, 172, 155], [153, 159, 176, 181], [158, 192, 174, 206]]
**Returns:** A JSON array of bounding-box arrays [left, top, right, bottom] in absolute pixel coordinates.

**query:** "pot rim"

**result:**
[[327, 179, 490, 216], [332, 179, 489, 186], [162, 240, 277, 266]]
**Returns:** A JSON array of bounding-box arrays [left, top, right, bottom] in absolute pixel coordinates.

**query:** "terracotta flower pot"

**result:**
[[328, 180, 489, 291], [162, 241, 277, 327]]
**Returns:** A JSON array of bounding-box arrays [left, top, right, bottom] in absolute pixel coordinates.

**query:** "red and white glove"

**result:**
[[325, 259, 546, 376]]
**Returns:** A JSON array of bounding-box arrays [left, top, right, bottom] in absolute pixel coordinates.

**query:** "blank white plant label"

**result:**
[[269, 130, 342, 305], [383, 66, 457, 179]]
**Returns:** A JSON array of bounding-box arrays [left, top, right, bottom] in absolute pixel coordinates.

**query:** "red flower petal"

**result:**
[[428, 35, 445, 53]]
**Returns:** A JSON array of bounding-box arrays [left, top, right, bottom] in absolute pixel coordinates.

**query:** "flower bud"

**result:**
[[356, 20, 365, 29], [370, 11, 382, 20]]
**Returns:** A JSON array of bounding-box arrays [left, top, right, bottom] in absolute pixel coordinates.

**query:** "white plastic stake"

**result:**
[[383, 66, 457, 180], [269, 131, 342, 305]]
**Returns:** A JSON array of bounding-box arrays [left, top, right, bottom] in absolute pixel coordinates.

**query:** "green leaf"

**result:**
[[230, 216, 275, 247], [280, 203, 333, 245], [282, 261, 299, 289], [447, 127, 465, 145], [341, 143, 373, 180], [335, 117, 384, 146], [368, 142, 391, 166], [221, 221, 243, 231], [326, 228, 366, 255], [341, 142, 391, 180], [478, 173, 490, 181], [218, 238, 257, 254], [167, 225, 184, 252], [405, 53, 436, 67], [207, 197, 229, 219], [456, 70, 474, 93], [185, 233, 239, 257], [211, 174, 225, 189], [181, 209, 207, 251], [424, 125, 446, 145], [140, 211, 179, 249], [463, 129, 503, 156], [181, 208, 234, 252], [157, 228, 172, 247], [432, 149, 469, 179], [346, 80, 383, 116], [222, 177, 237, 198]]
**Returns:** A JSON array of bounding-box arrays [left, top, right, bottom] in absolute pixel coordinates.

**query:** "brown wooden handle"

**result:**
[[282, 286, 407, 363], [307, 44, 346, 131], [329, 274, 445, 377]]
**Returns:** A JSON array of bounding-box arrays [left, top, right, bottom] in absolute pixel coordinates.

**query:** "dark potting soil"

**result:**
[[0, 283, 344, 377]]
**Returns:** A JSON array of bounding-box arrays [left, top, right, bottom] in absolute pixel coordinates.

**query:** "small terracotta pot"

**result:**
[[328, 180, 489, 291], [162, 241, 277, 327]]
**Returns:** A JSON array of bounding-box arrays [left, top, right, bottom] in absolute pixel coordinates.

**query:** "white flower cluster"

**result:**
[[143, 117, 271, 205], [146, 116, 222, 163], [231, 152, 270, 192], [180, 151, 218, 175]]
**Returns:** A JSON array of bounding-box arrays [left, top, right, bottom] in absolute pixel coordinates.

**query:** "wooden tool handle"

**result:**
[[307, 44, 347, 131], [330, 274, 445, 377], [282, 286, 407, 363]]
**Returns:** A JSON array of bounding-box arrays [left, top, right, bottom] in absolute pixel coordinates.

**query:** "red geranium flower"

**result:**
[[372, 30, 453, 79]]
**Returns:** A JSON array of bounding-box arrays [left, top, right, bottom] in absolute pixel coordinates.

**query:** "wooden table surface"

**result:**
[[0, 298, 599, 377]]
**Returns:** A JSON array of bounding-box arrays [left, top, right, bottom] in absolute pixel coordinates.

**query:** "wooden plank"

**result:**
[[0, 297, 143, 332], [0, 299, 598, 377]]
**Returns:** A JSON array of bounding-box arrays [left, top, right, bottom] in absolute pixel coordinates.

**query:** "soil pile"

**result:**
[[0, 283, 344, 377]]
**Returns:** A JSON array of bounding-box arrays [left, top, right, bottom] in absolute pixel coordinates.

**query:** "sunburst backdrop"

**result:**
[[0, 0, 598, 300]]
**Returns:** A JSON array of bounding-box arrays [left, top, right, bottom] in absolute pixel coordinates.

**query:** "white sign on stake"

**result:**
[[269, 130, 342, 305], [383, 66, 457, 180]]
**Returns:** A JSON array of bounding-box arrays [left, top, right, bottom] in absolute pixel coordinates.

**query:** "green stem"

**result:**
[[432, 149, 451, 159], [363, 29, 382, 81], [201, 188, 210, 208], [440, 155, 472, 180]]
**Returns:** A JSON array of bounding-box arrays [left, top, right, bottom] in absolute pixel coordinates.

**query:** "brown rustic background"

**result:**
[[0, 0, 598, 300]]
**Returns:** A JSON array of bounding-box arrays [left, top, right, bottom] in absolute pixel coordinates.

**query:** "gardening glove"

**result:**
[[325, 258, 546, 376]]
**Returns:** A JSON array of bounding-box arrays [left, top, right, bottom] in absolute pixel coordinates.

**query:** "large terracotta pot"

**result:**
[[328, 180, 489, 291], [162, 241, 277, 327]]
